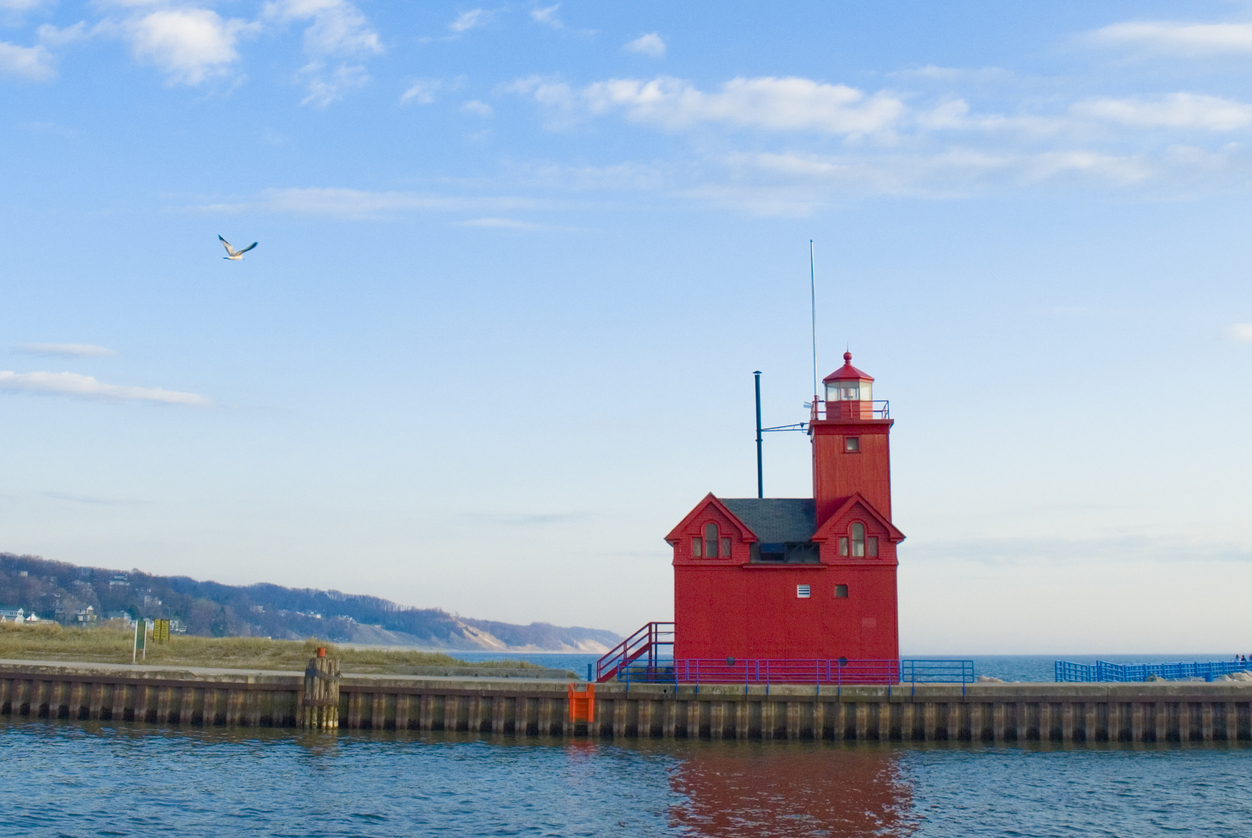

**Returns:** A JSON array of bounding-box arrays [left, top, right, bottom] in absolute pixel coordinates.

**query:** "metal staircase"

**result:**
[[594, 622, 674, 683]]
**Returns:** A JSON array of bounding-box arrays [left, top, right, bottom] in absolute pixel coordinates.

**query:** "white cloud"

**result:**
[[914, 99, 1064, 136], [0, 0, 48, 11], [503, 159, 666, 192], [595, 75, 904, 135], [401, 77, 442, 104], [623, 32, 665, 58], [18, 120, 77, 136], [1091, 20, 1252, 55], [265, 0, 381, 104], [507, 75, 571, 104], [914, 93, 1252, 138], [0, 22, 90, 83], [1231, 323, 1252, 342], [458, 217, 545, 229], [461, 99, 493, 117], [264, 0, 381, 57], [37, 22, 91, 48], [449, 9, 491, 33], [196, 187, 543, 218], [526, 4, 593, 36], [17, 343, 116, 358], [0, 41, 54, 81], [531, 4, 560, 27], [125, 8, 256, 85], [1020, 149, 1151, 183], [892, 64, 1017, 84], [0, 371, 210, 406], [1072, 93, 1252, 131], [299, 62, 368, 106], [42, 491, 149, 506], [706, 147, 1154, 214], [515, 75, 906, 136]]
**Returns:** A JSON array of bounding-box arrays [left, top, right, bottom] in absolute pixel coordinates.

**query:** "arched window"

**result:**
[[704, 523, 720, 558], [851, 522, 866, 557]]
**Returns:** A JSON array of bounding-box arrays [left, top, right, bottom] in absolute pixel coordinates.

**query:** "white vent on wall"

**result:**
[[797, 584, 811, 598]]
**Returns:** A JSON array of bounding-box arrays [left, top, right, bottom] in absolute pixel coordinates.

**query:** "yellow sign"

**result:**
[[153, 619, 170, 642]]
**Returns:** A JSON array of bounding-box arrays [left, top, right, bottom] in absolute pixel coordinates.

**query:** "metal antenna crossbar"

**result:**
[[754, 371, 809, 498]]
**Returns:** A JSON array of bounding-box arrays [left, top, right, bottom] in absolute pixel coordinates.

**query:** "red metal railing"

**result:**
[[810, 399, 890, 423], [594, 622, 674, 683]]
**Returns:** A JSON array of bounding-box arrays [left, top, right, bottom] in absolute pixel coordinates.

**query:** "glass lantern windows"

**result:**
[[825, 379, 872, 403]]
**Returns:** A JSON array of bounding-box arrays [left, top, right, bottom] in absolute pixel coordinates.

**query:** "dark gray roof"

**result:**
[[719, 498, 815, 544]]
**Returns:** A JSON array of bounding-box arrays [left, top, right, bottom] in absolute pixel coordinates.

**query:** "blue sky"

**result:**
[[3, 0, 1252, 653]]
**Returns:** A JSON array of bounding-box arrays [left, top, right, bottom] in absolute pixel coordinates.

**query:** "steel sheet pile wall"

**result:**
[[3, 662, 1251, 743]]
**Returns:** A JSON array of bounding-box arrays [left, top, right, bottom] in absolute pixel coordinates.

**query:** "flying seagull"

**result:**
[[218, 235, 258, 260]]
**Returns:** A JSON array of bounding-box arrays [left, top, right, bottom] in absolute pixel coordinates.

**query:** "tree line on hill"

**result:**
[[0, 553, 620, 651]]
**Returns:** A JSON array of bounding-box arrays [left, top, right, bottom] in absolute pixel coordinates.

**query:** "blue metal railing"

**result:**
[[900, 659, 976, 695], [1055, 659, 1252, 683], [615, 658, 975, 695]]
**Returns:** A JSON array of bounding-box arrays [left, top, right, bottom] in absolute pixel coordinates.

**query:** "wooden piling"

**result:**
[[301, 652, 340, 731]]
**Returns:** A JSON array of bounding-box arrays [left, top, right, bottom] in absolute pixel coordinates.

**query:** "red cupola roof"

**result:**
[[822, 351, 874, 383]]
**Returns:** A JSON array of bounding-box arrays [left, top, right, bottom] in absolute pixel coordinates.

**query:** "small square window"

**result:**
[[839, 537, 849, 556], [691, 537, 702, 558], [720, 537, 731, 557], [844, 437, 860, 453], [835, 584, 849, 598], [797, 584, 811, 599]]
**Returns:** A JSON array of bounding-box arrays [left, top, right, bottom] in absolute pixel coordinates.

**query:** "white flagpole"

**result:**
[[810, 240, 818, 400]]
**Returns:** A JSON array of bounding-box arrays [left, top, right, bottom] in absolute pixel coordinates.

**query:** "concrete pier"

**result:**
[[3, 659, 1251, 743]]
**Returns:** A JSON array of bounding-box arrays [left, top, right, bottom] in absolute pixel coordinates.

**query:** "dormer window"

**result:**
[[838, 524, 879, 558], [704, 523, 720, 558], [691, 537, 702, 558]]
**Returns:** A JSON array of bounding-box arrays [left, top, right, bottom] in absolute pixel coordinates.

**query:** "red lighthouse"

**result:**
[[664, 352, 904, 670]]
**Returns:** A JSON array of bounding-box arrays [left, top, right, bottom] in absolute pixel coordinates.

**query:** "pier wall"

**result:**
[[3, 661, 1251, 743]]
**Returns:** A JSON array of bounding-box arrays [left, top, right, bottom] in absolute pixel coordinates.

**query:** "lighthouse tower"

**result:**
[[664, 352, 904, 666], [812, 352, 893, 527]]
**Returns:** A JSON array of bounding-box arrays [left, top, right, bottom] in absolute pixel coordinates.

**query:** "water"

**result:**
[[454, 650, 602, 679], [2, 719, 1250, 836]]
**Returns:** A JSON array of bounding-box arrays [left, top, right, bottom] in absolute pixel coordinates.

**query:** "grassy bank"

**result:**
[[0, 623, 552, 673]]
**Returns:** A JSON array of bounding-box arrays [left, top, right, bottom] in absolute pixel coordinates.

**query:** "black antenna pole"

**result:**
[[754, 370, 764, 498]]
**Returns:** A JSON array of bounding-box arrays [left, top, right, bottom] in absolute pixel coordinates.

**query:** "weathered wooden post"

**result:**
[[301, 648, 340, 731]]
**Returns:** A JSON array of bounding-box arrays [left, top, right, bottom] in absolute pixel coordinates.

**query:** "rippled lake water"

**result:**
[[4, 720, 1251, 836]]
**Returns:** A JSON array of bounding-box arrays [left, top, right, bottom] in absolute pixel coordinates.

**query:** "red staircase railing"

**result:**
[[594, 622, 673, 683]]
